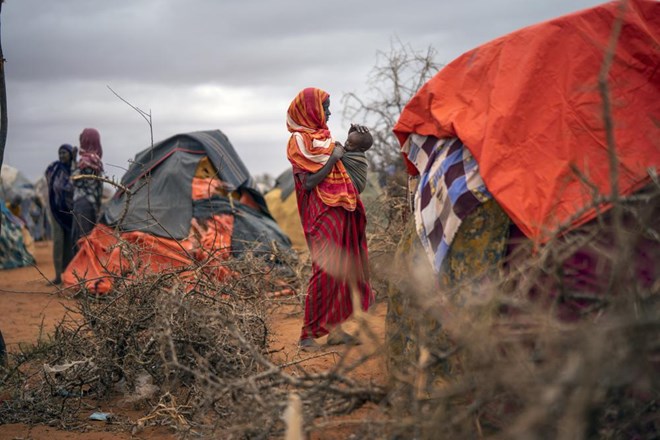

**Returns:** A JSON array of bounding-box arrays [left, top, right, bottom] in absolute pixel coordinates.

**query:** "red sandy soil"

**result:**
[[0, 241, 387, 439]]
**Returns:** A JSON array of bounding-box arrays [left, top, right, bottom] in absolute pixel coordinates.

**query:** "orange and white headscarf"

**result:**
[[286, 87, 357, 211]]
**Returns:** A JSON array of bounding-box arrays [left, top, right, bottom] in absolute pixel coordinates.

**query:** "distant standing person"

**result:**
[[71, 128, 104, 251], [286, 87, 374, 350], [45, 143, 75, 284]]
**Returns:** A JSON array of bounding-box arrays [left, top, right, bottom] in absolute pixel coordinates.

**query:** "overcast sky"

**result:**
[[2, 0, 605, 182]]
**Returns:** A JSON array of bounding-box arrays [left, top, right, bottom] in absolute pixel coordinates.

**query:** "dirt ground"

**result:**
[[0, 241, 387, 439]]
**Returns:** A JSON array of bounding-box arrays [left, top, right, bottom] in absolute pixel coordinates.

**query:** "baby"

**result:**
[[345, 129, 373, 153], [341, 125, 373, 193]]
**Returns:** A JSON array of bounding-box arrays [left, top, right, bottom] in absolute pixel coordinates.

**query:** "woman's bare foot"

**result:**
[[298, 338, 321, 352], [326, 329, 360, 346]]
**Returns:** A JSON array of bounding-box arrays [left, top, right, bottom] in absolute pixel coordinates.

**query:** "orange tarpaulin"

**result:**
[[62, 171, 263, 295], [394, 0, 659, 241], [62, 217, 234, 294]]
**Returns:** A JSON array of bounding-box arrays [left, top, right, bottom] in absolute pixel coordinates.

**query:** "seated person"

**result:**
[[341, 125, 373, 193]]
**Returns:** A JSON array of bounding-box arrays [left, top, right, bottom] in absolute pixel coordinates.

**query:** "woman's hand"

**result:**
[[331, 141, 345, 160], [303, 142, 344, 191], [349, 123, 370, 134]]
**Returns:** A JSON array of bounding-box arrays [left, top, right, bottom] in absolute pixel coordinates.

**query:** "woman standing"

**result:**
[[71, 128, 104, 252], [286, 87, 374, 350], [45, 143, 75, 284]]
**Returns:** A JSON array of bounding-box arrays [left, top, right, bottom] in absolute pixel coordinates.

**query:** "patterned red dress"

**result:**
[[286, 87, 374, 341], [293, 166, 373, 340]]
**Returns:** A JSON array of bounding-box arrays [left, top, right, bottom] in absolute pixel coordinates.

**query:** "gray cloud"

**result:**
[[2, 0, 604, 180]]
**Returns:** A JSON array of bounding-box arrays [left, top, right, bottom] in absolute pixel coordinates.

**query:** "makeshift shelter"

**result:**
[[394, 0, 659, 244], [0, 200, 36, 269], [1, 164, 34, 201], [1, 164, 48, 241], [33, 176, 52, 240], [388, 0, 659, 377], [62, 130, 292, 294]]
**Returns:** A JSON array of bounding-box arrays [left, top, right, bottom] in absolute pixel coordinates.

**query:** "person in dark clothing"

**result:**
[[45, 143, 75, 284], [71, 128, 104, 252]]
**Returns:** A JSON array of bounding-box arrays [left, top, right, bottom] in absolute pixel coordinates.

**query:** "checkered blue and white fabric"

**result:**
[[403, 134, 492, 272]]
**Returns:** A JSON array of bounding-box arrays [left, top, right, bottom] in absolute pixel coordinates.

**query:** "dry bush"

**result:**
[[0, 184, 655, 438], [364, 187, 410, 302], [0, 237, 387, 438], [378, 181, 659, 440], [342, 39, 442, 190], [0, 248, 273, 428]]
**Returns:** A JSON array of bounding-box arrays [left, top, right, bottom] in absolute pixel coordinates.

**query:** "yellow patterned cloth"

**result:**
[[439, 199, 511, 299]]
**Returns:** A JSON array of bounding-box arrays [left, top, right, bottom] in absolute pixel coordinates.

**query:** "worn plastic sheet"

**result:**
[[63, 169, 292, 295], [62, 219, 233, 294], [394, 0, 659, 241]]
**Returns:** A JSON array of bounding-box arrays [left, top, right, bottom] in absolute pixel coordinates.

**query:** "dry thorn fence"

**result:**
[[1, 178, 657, 438], [0, 237, 387, 438]]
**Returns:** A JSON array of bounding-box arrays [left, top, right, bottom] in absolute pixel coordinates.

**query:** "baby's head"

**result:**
[[345, 131, 373, 153]]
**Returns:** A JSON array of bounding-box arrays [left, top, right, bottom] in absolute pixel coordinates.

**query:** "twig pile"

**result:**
[[0, 242, 385, 438], [380, 183, 660, 439], [1, 180, 657, 439]]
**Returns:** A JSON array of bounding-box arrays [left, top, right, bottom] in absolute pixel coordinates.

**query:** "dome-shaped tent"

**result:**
[[63, 129, 292, 294]]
